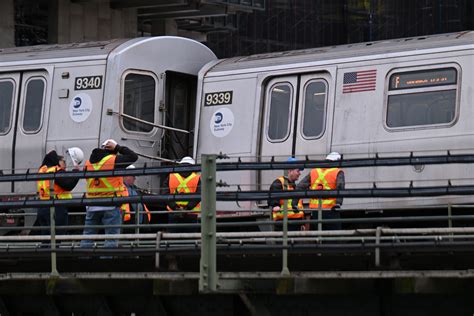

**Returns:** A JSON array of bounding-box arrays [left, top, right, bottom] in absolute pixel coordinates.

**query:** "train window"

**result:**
[[386, 67, 458, 129], [267, 83, 292, 141], [22, 78, 45, 133], [302, 80, 327, 139], [123, 73, 156, 133], [0, 80, 14, 135]]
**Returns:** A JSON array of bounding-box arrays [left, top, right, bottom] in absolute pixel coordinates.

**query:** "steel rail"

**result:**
[[1, 227, 474, 242], [3, 184, 474, 210], [1, 152, 474, 183]]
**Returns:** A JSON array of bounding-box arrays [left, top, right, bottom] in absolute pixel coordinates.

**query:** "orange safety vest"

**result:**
[[37, 165, 73, 200], [309, 168, 340, 209], [85, 154, 124, 198], [121, 185, 151, 223], [166, 172, 201, 212], [272, 176, 304, 220]]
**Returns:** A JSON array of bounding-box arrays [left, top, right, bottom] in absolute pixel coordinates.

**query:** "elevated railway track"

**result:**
[[1, 154, 474, 314]]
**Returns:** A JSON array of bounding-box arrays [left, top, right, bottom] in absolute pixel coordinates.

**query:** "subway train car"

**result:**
[[0, 37, 216, 230], [195, 31, 474, 214]]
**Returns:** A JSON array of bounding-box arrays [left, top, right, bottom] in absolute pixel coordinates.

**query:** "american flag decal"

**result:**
[[343, 69, 377, 93]]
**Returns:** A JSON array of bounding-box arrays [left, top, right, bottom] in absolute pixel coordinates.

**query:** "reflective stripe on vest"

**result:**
[[37, 165, 73, 200], [272, 176, 304, 220], [85, 155, 124, 198], [167, 172, 201, 212], [121, 186, 151, 223], [309, 168, 339, 209]]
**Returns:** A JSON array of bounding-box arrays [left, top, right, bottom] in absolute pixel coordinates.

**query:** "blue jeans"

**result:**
[[80, 207, 121, 248], [37, 206, 68, 235]]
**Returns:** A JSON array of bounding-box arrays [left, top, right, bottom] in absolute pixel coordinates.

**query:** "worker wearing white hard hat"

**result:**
[[296, 152, 345, 230], [66, 147, 84, 166], [163, 155, 201, 233], [179, 156, 196, 165], [80, 139, 138, 248], [37, 150, 81, 235]]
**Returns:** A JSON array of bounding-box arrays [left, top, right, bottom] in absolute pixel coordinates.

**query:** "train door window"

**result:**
[[122, 72, 156, 133], [301, 80, 327, 139], [267, 83, 293, 141], [22, 77, 45, 133], [386, 67, 458, 129], [164, 72, 197, 160], [0, 80, 14, 134]]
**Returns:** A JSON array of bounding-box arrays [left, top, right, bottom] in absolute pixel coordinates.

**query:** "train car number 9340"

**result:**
[[74, 76, 103, 90], [205, 91, 233, 106]]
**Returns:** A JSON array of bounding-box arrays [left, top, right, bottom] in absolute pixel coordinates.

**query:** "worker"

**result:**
[[297, 152, 345, 230], [268, 157, 304, 231], [37, 149, 81, 235], [163, 156, 201, 233], [80, 139, 138, 248], [121, 164, 151, 227]]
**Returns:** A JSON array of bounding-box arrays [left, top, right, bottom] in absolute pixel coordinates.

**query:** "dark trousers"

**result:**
[[37, 206, 69, 235], [311, 210, 342, 230], [274, 220, 303, 231], [168, 213, 200, 233]]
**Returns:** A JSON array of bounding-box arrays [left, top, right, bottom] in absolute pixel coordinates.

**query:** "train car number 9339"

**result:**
[[205, 91, 233, 106], [74, 76, 103, 90]]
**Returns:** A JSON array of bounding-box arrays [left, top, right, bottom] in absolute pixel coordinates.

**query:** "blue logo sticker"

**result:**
[[73, 97, 82, 108], [215, 112, 223, 124]]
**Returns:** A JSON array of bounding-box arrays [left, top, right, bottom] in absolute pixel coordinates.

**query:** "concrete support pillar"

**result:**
[[151, 19, 178, 36], [122, 8, 138, 38], [49, 0, 136, 44], [69, 2, 85, 42], [83, 1, 99, 41], [0, 0, 14, 48], [98, 0, 112, 40], [49, 0, 71, 44], [112, 8, 137, 38]]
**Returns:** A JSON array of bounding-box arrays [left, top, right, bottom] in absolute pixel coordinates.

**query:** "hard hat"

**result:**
[[101, 139, 117, 148], [126, 164, 136, 169], [326, 152, 341, 161], [179, 156, 195, 165], [66, 147, 84, 166], [287, 157, 303, 170]]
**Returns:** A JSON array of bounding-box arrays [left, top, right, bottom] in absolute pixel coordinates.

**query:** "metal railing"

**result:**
[[0, 153, 474, 292]]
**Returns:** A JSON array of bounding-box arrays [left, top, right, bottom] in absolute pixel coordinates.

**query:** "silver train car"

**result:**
[[0, 37, 216, 229], [195, 31, 474, 213]]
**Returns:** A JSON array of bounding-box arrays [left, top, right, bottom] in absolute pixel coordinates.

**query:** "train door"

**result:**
[[14, 71, 50, 193], [259, 72, 334, 193], [163, 71, 197, 161], [0, 73, 20, 193], [0, 71, 49, 193]]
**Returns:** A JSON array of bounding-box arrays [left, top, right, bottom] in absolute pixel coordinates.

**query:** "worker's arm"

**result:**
[[268, 179, 283, 210], [335, 171, 345, 206], [54, 169, 80, 191], [113, 145, 138, 169]]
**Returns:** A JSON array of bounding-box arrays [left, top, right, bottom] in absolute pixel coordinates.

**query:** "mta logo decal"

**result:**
[[73, 97, 82, 108], [214, 112, 223, 124]]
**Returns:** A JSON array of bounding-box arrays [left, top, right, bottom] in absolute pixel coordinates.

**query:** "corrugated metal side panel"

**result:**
[[208, 31, 474, 73]]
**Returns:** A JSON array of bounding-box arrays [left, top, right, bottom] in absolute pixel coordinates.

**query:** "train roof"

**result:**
[[207, 31, 474, 75], [0, 39, 129, 64], [0, 36, 215, 65]]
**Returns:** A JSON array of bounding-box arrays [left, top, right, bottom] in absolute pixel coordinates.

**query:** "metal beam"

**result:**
[[239, 293, 271, 316], [111, 0, 189, 9], [0, 297, 10, 316], [139, 4, 226, 19], [200, 154, 218, 293]]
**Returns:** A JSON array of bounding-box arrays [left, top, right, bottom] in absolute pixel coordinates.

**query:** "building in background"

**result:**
[[2, 0, 473, 58]]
